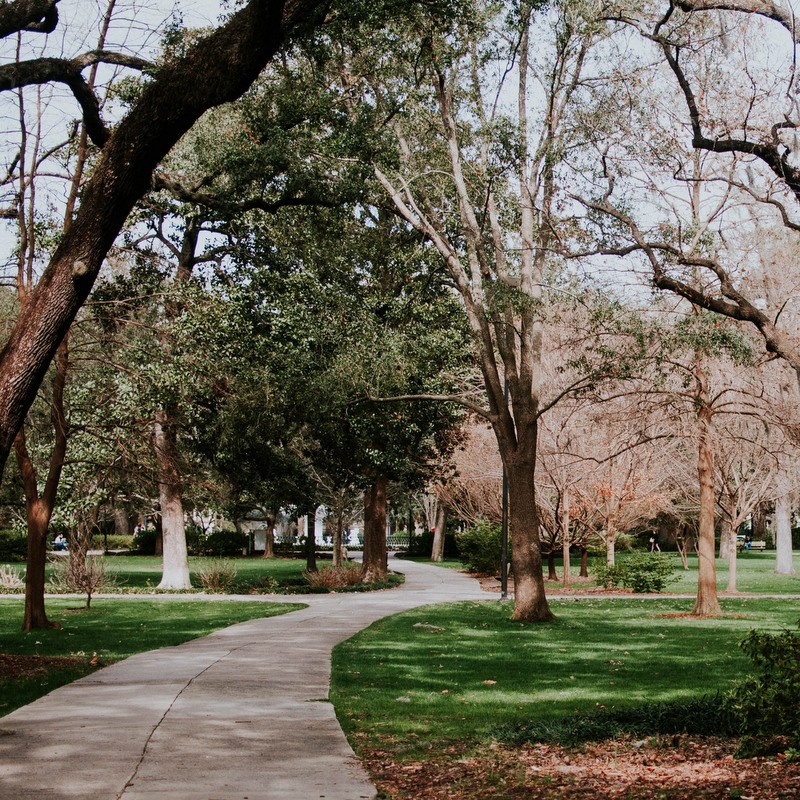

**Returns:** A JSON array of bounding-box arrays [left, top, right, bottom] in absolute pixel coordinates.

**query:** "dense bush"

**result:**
[[726, 625, 800, 756], [132, 527, 157, 554], [0, 529, 27, 562], [595, 552, 678, 593], [203, 528, 248, 556], [457, 520, 503, 575], [406, 529, 460, 559]]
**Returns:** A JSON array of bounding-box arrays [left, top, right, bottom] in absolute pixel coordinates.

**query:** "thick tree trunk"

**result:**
[[361, 476, 388, 583], [507, 460, 554, 622], [692, 393, 721, 616], [774, 494, 795, 575], [153, 409, 190, 590], [22, 503, 56, 631], [431, 503, 448, 562], [0, 0, 326, 482], [752, 503, 768, 542]]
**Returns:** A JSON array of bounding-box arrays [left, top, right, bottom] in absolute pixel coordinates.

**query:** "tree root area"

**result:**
[[362, 737, 800, 799]]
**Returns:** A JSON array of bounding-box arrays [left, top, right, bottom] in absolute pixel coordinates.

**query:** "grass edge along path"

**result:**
[[0, 597, 304, 716], [330, 596, 800, 761]]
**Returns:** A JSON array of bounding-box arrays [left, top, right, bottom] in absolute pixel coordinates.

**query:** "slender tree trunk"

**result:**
[[692, 381, 721, 616], [262, 511, 276, 559], [580, 548, 588, 578], [305, 513, 317, 572], [722, 515, 738, 594], [562, 487, 571, 589], [17, 338, 69, 630], [361, 476, 388, 583], [332, 506, 344, 569], [547, 551, 557, 581], [606, 528, 616, 567], [774, 494, 795, 575], [153, 409, 190, 589], [431, 503, 448, 562], [507, 459, 553, 622]]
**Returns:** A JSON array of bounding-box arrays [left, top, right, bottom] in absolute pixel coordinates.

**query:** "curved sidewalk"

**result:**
[[0, 558, 487, 800]]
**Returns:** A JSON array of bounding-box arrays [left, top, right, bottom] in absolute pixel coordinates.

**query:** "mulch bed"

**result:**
[[361, 737, 800, 799]]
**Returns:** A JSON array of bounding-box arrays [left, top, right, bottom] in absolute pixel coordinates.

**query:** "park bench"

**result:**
[[738, 539, 767, 552]]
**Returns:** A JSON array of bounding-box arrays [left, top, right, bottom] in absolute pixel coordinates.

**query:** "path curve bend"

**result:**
[[0, 557, 487, 800]]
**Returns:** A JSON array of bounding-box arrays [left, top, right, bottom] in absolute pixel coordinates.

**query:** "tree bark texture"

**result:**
[[431, 503, 448, 562], [774, 494, 795, 575], [153, 409, 190, 590], [0, 0, 327, 480], [17, 338, 68, 630], [507, 458, 554, 622], [361, 476, 388, 583], [692, 379, 721, 616], [561, 487, 571, 589]]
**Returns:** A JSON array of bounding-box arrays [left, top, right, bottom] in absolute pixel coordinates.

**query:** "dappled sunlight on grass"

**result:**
[[331, 597, 800, 756]]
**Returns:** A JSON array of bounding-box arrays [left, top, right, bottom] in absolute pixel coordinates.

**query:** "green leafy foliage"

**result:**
[[726, 624, 800, 756], [0, 529, 27, 562], [406, 529, 459, 558], [456, 520, 503, 575], [492, 695, 737, 746], [594, 552, 678, 593]]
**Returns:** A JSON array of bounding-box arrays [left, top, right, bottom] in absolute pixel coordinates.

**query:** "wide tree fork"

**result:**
[[0, 0, 328, 482], [369, 5, 599, 620]]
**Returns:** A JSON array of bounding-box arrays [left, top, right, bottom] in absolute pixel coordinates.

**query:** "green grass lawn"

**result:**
[[0, 597, 304, 715], [412, 550, 800, 594], [331, 596, 800, 758]]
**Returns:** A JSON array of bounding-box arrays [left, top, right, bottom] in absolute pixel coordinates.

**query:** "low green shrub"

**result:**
[[0, 529, 27, 562], [204, 528, 247, 556], [457, 520, 504, 575], [595, 552, 678, 593], [132, 527, 157, 554], [89, 534, 134, 551], [726, 624, 800, 756], [492, 695, 736, 747], [195, 558, 238, 592]]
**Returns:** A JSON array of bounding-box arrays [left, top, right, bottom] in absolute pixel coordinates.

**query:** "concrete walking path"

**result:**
[[0, 557, 487, 800]]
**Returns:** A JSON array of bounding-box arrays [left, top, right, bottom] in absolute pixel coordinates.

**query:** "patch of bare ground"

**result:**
[[362, 736, 800, 799], [0, 654, 88, 681]]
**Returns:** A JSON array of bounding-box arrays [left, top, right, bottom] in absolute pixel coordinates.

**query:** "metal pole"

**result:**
[[500, 376, 509, 600]]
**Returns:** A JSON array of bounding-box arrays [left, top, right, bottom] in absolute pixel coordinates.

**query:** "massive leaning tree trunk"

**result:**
[[0, 0, 327, 481]]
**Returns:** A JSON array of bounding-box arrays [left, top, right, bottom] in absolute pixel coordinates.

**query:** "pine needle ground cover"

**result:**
[[0, 598, 303, 715]]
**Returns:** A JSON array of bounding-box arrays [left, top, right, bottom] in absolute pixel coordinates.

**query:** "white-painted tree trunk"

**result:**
[[154, 411, 191, 590]]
